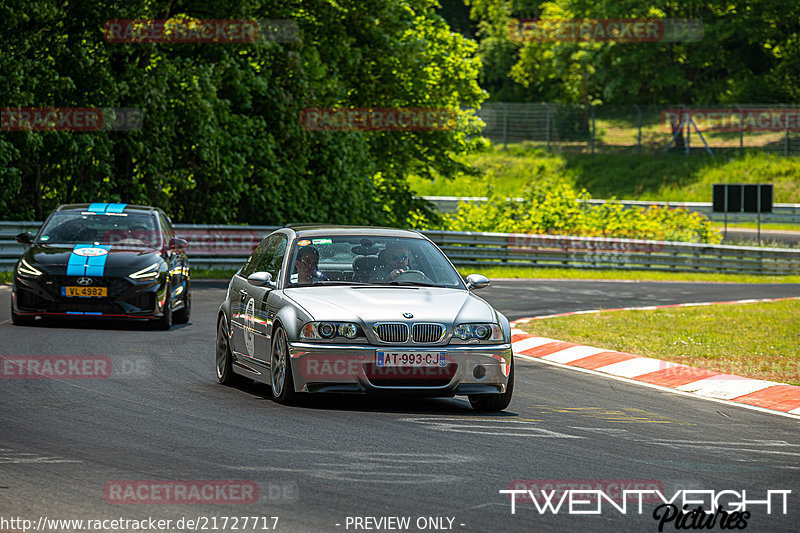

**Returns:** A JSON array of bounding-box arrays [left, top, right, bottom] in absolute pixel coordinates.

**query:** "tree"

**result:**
[[0, 0, 486, 226]]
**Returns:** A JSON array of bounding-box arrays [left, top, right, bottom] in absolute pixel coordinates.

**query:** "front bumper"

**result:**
[[286, 341, 513, 395], [12, 273, 169, 319]]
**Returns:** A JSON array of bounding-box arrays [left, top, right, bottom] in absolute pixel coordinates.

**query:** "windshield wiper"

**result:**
[[386, 281, 438, 287], [310, 280, 372, 286]]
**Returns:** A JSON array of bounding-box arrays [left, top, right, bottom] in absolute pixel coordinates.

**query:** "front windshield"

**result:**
[[37, 211, 161, 248], [286, 235, 464, 289]]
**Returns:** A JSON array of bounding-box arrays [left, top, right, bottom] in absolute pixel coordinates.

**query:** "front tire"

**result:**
[[270, 326, 298, 404], [173, 280, 191, 324], [216, 317, 241, 385], [469, 358, 514, 412], [152, 283, 172, 330], [10, 301, 34, 326]]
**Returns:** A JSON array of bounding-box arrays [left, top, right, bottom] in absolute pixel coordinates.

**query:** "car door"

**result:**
[[159, 212, 184, 307], [229, 238, 270, 358], [247, 235, 287, 368]]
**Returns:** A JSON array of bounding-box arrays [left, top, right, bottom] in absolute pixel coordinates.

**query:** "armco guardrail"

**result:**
[[2, 222, 799, 275], [424, 230, 800, 275], [423, 196, 800, 225]]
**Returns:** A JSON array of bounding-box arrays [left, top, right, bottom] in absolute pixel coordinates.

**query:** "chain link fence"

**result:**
[[476, 103, 800, 156]]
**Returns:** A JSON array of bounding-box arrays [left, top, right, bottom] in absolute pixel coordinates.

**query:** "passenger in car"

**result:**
[[295, 245, 320, 285], [371, 242, 409, 282]]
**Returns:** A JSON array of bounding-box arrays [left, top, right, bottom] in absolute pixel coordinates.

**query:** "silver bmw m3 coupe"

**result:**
[[215, 225, 514, 411]]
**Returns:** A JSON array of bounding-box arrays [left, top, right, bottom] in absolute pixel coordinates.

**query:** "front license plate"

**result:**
[[377, 351, 446, 367], [62, 286, 107, 297]]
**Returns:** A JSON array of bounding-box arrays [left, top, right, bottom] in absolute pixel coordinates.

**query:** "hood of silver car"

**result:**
[[284, 286, 495, 325]]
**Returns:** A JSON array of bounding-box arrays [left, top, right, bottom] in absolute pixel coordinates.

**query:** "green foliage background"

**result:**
[[464, 0, 800, 105], [0, 0, 485, 225], [441, 181, 722, 243]]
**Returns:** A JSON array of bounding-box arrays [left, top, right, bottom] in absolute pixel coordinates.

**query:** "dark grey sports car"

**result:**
[[11, 203, 190, 330], [216, 225, 514, 411]]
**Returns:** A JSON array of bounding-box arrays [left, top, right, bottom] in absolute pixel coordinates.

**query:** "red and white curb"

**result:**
[[510, 297, 800, 417]]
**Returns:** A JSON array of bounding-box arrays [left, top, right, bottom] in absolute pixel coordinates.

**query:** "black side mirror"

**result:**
[[15, 232, 34, 245], [169, 237, 188, 251]]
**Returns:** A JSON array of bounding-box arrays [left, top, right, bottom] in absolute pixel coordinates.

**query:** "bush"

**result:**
[[439, 181, 722, 243]]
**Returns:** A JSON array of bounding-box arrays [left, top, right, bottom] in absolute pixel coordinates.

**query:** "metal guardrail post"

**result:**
[[634, 104, 642, 156], [545, 105, 551, 152]]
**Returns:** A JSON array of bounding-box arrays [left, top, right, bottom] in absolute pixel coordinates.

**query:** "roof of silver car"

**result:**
[[286, 224, 424, 238]]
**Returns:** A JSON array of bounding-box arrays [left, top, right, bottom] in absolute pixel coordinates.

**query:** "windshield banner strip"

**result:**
[[105, 203, 127, 213], [87, 203, 127, 214]]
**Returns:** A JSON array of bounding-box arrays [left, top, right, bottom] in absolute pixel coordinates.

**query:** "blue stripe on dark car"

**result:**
[[66, 244, 92, 276], [66, 244, 111, 277], [87, 203, 108, 213], [105, 203, 127, 213], [85, 246, 111, 276]]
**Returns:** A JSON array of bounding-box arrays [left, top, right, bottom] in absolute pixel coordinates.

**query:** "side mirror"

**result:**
[[465, 273, 490, 290], [15, 232, 34, 245], [247, 271, 277, 289], [169, 237, 188, 251]]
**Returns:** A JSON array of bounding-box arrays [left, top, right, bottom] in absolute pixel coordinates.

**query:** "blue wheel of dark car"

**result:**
[[468, 358, 514, 412], [270, 326, 297, 404], [216, 318, 239, 385]]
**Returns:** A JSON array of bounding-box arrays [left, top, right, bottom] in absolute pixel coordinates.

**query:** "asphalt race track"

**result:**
[[1, 280, 799, 533]]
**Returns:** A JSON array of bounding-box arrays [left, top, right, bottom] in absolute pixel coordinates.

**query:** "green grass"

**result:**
[[2, 266, 797, 285], [411, 143, 800, 204], [458, 266, 800, 284], [517, 299, 800, 386], [190, 268, 239, 280]]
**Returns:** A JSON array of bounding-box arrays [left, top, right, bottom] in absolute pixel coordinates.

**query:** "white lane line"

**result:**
[[541, 345, 607, 364], [594, 357, 680, 378], [676, 376, 779, 400], [514, 357, 800, 420]]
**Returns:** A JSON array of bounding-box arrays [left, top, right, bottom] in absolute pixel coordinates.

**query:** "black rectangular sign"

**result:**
[[712, 184, 773, 213]]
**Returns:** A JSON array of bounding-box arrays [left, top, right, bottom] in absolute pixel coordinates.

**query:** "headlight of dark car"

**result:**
[[300, 321, 365, 341], [129, 262, 160, 280], [450, 323, 504, 344], [17, 258, 43, 277]]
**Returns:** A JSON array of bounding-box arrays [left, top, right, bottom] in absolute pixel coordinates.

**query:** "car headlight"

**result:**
[[451, 323, 504, 344], [129, 262, 160, 280], [301, 321, 364, 340], [18, 258, 42, 277]]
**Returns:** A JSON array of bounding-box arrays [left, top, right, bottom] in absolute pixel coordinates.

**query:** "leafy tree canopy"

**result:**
[[0, 0, 485, 224]]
